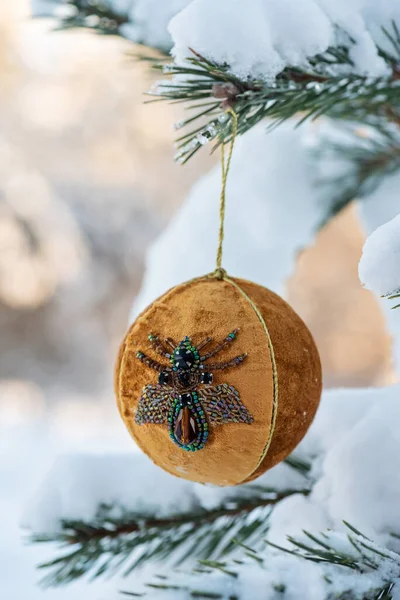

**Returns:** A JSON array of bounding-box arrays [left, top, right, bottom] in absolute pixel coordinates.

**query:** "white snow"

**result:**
[[268, 384, 400, 546], [169, 0, 400, 79], [32, 0, 400, 78], [23, 451, 305, 535], [23, 453, 196, 534], [1, 405, 134, 600], [358, 175, 400, 371], [314, 391, 400, 538], [359, 213, 400, 297], [170, 0, 333, 80], [120, 0, 191, 50]]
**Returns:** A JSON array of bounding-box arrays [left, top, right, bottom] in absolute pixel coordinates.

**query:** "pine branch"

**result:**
[[31, 479, 311, 586], [40, 1, 172, 52], [269, 522, 400, 600], [146, 24, 400, 164], [381, 291, 400, 310], [283, 454, 312, 476], [124, 523, 400, 599], [39, 9, 400, 209], [310, 121, 400, 226], [49, 1, 130, 36]]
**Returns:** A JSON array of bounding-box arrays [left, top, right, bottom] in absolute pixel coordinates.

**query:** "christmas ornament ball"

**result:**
[[115, 275, 322, 486]]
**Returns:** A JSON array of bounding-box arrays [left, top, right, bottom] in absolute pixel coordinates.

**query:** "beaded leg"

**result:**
[[165, 337, 177, 351], [206, 353, 247, 371], [200, 329, 240, 361], [197, 336, 212, 350], [136, 351, 166, 373], [148, 334, 172, 358]]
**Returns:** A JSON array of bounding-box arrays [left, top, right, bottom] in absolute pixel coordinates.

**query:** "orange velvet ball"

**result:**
[[115, 275, 322, 486]]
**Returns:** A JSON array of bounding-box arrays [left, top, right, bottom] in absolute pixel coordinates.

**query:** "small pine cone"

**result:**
[[212, 83, 239, 108]]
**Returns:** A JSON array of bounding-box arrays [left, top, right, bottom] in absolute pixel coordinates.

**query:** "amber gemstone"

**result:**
[[174, 406, 198, 445]]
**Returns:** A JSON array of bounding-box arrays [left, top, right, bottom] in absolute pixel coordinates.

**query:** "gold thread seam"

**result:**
[[222, 274, 279, 482]]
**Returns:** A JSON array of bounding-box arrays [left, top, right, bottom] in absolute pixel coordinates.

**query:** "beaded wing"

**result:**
[[134, 331, 253, 452], [197, 383, 253, 425], [135, 384, 175, 425]]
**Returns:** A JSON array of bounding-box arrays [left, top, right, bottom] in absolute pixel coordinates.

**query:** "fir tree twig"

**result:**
[[310, 121, 400, 225], [268, 522, 400, 600], [124, 522, 400, 599], [31, 482, 310, 586], [382, 291, 400, 310], [38, 9, 400, 209], [50, 1, 130, 36], [144, 23, 400, 163]]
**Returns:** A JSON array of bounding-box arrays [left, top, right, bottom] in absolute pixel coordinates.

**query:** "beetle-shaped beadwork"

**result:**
[[135, 330, 253, 451]]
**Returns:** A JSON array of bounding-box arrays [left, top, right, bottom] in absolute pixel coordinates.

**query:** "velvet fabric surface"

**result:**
[[115, 275, 322, 486]]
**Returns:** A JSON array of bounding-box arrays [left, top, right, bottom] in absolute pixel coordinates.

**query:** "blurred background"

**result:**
[[0, 0, 397, 597], [0, 0, 216, 430]]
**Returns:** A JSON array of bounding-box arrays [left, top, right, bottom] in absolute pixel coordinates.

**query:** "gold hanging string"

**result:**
[[215, 109, 238, 278]]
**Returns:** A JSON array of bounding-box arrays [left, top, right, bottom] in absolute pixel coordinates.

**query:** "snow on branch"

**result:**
[[32, 1, 400, 183], [126, 523, 400, 598], [31, 0, 190, 50], [24, 453, 309, 585], [133, 1, 397, 161], [169, 0, 400, 80], [359, 213, 400, 306], [268, 523, 400, 600], [33, 0, 400, 79], [150, 32, 400, 163]]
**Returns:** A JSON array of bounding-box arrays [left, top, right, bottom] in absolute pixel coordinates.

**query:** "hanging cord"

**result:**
[[214, 109, 238, 279], [222, 274, 279, 476]]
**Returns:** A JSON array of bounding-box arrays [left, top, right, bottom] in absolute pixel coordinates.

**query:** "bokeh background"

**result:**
[[0, 1, 396, 597]]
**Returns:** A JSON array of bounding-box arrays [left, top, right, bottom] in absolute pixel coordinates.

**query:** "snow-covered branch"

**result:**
[[25, 453, 310, 585], [140, 524, 400, 599], [31, 0, 190, 51], [359, 213, 400, 307]]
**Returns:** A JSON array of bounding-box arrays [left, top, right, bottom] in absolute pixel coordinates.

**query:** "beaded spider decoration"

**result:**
[[135, 330, 254, 452]]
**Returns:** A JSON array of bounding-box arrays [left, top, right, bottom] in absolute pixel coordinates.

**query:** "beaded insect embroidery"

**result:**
[[135, 330, 254, 451]]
